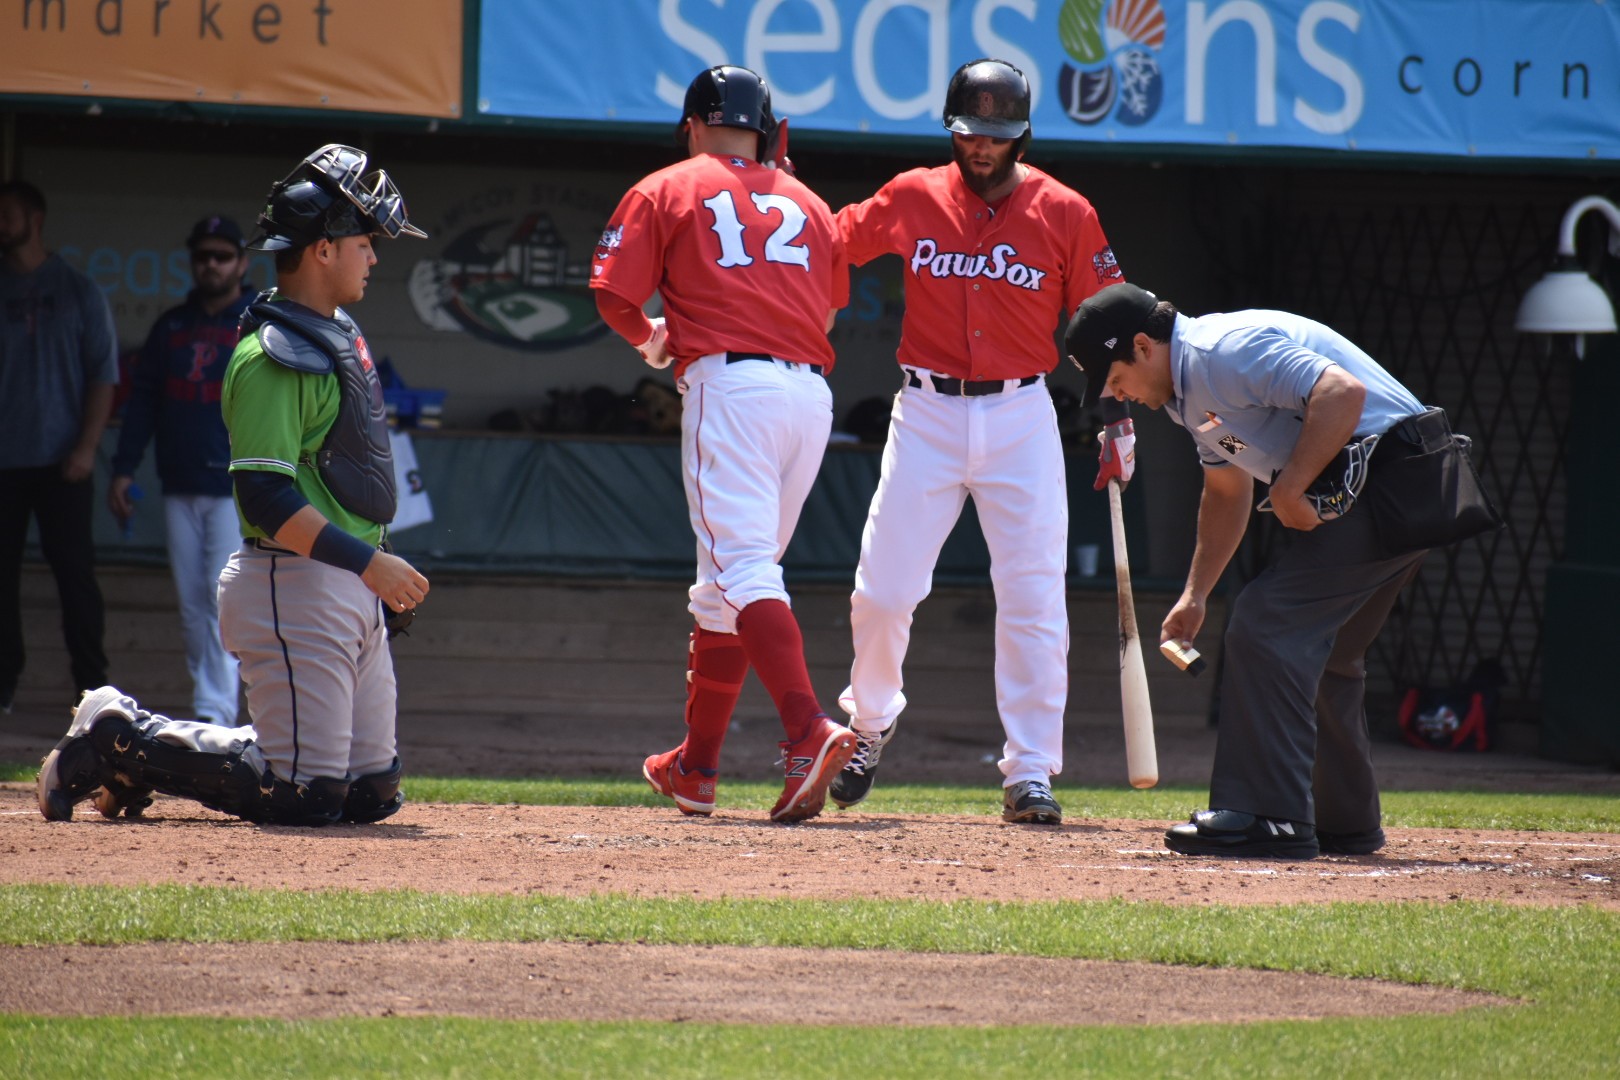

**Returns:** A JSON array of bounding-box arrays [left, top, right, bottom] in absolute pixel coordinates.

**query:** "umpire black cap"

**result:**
[[943, 59, 1031, 141], [1066, 283, 1160, 406]]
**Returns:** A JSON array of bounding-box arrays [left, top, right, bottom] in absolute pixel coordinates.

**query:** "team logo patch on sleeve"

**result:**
[[1218, 433, 1249, 456], [594, 225, 623, 261], [1092, 245, 1123, 283]]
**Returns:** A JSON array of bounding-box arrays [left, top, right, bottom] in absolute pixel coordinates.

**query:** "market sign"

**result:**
[[3, 0, 463, 118]]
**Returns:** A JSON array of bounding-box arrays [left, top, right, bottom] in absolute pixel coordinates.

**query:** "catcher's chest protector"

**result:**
[[243, 294, 397, 524]]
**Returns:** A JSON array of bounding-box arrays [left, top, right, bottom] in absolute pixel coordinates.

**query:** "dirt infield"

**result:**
[[3, 792, 1616, 908], [1, 788, 1611, 1026], [0, 940, 1508, 1026]]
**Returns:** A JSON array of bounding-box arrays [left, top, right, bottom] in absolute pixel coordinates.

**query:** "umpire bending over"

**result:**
[[1066, 284, 1497, 859], [37, 145, 430, 826]]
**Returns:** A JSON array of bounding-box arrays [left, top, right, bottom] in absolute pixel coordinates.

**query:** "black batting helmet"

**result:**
[[943, 59, 1031, 145], [677, 65, 778, 160], [247, 144, 427, 252]]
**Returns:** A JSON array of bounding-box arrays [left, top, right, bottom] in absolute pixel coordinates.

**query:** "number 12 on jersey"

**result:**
[[702, 190, 811, 272]]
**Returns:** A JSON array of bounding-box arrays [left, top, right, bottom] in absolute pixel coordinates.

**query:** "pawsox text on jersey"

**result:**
[[908, 239, 1047, 291]]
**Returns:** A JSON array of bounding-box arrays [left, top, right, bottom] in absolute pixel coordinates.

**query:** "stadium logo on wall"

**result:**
[[1056, 0, 1166, 128], [408, 204, 608, 351]]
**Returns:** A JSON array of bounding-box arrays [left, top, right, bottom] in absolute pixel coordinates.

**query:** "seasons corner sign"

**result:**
[[479, 0, 1620, 162]]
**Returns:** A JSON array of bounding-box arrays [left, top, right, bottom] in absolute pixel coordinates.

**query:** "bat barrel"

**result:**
[[1109, 480, 1159, 790]]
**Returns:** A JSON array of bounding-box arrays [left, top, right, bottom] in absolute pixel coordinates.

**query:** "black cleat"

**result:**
[[35, 687, 140, 822], [1002, 779, 1062, 825], [829, 721, 897, 809], [1164, 809, 1319, 859], [36, 736, 106, 822]]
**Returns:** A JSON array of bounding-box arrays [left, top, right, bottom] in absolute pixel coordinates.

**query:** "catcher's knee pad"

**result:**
[[342, 757, 404, 823], [259, 772, 350, 826], [90, 712, 264, 819], [89, 713, 348, 826]]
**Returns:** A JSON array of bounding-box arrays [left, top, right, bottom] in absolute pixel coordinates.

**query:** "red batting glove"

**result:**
[[1094, 417, 1136, 491]]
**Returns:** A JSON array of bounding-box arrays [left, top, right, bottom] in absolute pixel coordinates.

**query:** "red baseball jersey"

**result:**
[[838, 164, 1123, 381], [591, 153, 849, 377]]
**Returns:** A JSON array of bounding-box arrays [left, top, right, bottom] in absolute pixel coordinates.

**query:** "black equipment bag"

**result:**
[[1363, 408, 1503, 557]]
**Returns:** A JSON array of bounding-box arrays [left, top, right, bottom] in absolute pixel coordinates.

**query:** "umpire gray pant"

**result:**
[[1210, 503, 1425, 833]]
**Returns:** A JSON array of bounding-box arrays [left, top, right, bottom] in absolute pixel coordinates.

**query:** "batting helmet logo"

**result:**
[[943, 59, 1031, 142]]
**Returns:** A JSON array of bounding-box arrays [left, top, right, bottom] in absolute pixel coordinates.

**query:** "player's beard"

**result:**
[[194, 272, 241, 304], [0, 221, 27, 256], [952, 141, 1018, 198]]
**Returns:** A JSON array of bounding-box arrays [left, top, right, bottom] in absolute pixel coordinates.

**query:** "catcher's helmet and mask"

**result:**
[[248, 143, 427, 252], [677, 65, 785, 164], [1258, 432, 1384, 523], [943, 58, 1032, 151]]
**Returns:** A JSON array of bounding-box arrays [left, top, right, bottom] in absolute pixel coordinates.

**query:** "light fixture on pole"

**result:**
[[1514, 195, 1620, 358]]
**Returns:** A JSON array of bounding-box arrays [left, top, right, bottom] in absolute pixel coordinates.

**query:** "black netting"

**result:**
[[1244, 179, 1591, 715]]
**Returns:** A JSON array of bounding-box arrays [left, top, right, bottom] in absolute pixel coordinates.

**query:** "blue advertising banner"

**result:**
[[479, 0, 1620, 161]]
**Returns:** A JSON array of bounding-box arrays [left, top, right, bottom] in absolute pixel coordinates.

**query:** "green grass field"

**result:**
[[2, 770, 1616, 1078]]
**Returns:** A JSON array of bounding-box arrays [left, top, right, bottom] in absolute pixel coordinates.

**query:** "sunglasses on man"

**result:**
[[191, 248, 241, 264]]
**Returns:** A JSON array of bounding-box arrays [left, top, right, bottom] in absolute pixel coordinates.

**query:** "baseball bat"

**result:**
[[1108, 478, 1159, 789]]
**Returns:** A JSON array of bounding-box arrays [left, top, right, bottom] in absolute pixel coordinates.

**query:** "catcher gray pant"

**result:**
[[1209, 503, 1426, 833], [217, 541, 397, 785]]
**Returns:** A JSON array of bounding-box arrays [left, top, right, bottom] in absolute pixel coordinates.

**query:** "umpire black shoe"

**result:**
[[1002, 779, 1062, 824], [1164, 809, 1318, 859], [1318, 826, 1386, 855], [829, 721, 896, 809]]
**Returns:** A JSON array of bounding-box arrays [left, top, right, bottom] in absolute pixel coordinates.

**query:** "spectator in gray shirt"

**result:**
[[0, 179, 118, 712]]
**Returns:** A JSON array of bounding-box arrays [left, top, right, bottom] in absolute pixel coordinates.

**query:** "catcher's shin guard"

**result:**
[[88, 712, 349, 826], [260, 774, 349, 826], [342, 757, 404, 823], [682, 627, 748, 769], [90, 712, 264, 818]]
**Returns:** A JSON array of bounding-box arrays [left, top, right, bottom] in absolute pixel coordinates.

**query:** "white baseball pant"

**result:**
[[839, 370, 1069, 786], [677, 353, 833, 634]]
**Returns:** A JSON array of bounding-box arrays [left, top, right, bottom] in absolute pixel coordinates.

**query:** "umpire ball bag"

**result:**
[[1361, 407, 1503, 557]]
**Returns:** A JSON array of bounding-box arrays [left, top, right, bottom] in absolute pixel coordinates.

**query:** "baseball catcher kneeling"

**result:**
[[38, 686, 403, 826], [37, 143, 429, 827]]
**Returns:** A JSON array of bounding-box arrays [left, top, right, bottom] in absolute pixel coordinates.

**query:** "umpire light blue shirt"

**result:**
[[1165, 311, 1424, 484]]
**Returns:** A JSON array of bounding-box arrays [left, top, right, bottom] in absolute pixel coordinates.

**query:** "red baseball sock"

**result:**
[[735, 599, 824, 744], [680, 626, 748, 772]]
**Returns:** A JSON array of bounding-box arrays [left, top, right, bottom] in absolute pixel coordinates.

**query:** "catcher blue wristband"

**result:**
[[309, 523, 376, 576]]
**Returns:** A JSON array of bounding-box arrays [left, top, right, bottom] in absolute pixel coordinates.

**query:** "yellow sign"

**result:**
[[2, 0, 463, 118]]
